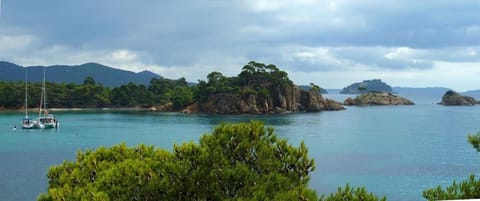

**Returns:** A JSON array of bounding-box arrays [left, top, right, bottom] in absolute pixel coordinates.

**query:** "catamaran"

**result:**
[[34, 67, 59, 129], [22, 69, 34, 129]]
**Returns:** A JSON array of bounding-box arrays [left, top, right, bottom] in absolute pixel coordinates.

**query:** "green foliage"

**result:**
[[38, 121, 318, 201], [0, 81, 23, 109], [195, 61, 293, 104], [83, 76, 96, 86], [1, 61, 295, 110], [468, 132, 480, 152], [341, 79, 392, 94], [423, 174, 480, 201], [422, 132, 480, 200], [310, 83, 321, 94], [0, 76, 196, 110], [320, 184, 386, 201], [358, 85, 367, 94], [238, 61, 292, 88]]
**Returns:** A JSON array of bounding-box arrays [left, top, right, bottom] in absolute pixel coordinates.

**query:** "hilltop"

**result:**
[[0, 61, 162, 87]]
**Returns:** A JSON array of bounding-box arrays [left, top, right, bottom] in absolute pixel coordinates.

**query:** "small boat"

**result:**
[[38, 113, 58, 129], [22, 69, 34, 129], [35, 67, 59, 129]]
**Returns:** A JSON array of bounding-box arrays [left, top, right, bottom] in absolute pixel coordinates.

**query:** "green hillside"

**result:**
[[0, 61, 162, 87]]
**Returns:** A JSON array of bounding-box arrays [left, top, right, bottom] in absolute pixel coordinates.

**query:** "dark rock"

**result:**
[[192, 86, 344, 114], [440, 90, 477, 106]]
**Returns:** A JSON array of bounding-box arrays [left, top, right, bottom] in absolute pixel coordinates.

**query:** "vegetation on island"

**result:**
[[0, 61, 335, 113], [341, 79, 393, 94], [37, 121, 385, 201], [0, 76, 193, 110], [298, 83, 328, 94], [195, 61, 293, 103]]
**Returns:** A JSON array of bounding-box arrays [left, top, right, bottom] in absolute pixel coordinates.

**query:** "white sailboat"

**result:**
[[22, 69, 34, 129], [35, 67, 59, 129]]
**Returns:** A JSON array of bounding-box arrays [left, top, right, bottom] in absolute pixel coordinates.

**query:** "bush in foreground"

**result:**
[[38, 121, 319, 201], [423, 132, 480, 200], [320, 184, 386, 201]]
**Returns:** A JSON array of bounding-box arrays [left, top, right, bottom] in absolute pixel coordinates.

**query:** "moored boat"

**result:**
[[22, 69, 35, 129], [36, 67, 59, 129]]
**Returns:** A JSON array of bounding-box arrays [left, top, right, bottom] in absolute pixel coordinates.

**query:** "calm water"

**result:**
[[1, 96, 480, 200]]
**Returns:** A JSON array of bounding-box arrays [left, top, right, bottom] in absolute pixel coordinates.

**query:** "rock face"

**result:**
[[193, 86, 344, 114], [440, 90, 477, 106], [343, 92, 414, 106], [341, 79, 393, 94]]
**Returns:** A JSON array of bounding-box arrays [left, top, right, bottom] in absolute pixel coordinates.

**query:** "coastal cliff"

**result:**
[[440, 90, 477, 106], [344, 92, 414, 106], [189, 83, 344, 114], [184, 61, 344, 114]]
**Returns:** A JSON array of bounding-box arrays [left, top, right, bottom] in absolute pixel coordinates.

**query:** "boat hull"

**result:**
[[22, 118, 35, 129], [37, 115, 58, 129]]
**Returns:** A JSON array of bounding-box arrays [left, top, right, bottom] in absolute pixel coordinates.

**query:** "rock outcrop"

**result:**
[[440, 90, 477, 106], [343, 92, 414, 106], [192, 86, 344, 114]]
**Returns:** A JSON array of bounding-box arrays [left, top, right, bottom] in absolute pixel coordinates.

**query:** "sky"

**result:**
[[0, 0, 479, 91]]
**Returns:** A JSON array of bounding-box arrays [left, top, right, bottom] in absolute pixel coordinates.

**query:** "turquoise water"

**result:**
[[1, 102, 480, 200]]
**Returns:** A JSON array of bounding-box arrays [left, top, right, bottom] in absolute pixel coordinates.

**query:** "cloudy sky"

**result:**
[[0, 0, 479, 90]]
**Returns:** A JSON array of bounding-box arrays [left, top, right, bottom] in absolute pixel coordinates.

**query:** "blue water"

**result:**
[[1, 96, 480, 200]]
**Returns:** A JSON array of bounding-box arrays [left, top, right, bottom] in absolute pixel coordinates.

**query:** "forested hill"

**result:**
[[341, 79, 393, 94], [0, 61, 162, 87]]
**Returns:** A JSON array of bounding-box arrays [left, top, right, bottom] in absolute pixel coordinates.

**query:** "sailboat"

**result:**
[[22, 69, 34, 129], [35, 67, 59, 129]]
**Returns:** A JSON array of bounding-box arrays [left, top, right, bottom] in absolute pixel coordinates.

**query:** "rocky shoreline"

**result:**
[[182, 86, 344, 114], [343, 92, 415, 106]]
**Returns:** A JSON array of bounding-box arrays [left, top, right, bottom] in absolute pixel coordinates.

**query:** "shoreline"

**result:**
[[1, 107, 156, 113]]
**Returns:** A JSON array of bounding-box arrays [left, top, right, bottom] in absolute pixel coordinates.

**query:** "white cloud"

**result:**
[[249, 0, 283, 12], [289, 48, 348, 68], [2, 1, 480, 90], [290, 61, 480, 91], [0, 34, 37, 52], [384, 47, 412, 60]]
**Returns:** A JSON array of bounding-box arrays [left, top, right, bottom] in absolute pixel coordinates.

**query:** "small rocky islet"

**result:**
[[439, 90, 479, 106], [343, 92, 415, 106]]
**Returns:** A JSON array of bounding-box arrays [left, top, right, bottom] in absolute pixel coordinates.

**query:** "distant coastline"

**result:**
[[1, 107, 155, 113]]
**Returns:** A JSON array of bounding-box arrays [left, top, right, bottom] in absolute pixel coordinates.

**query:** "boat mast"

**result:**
[[25, 68, 28, 119], [43, 66, 46, 114], [39, 67, 45, 117]]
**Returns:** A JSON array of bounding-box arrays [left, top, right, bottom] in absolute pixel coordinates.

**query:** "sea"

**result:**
[[1, 92, 480, 201]]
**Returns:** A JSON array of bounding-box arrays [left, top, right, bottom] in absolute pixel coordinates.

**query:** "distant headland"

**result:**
[[340, 79, 393, 94], [0, 61, 344, 114]]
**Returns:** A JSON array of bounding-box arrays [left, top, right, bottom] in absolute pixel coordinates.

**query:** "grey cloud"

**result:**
[[0, 0, 479, 78]]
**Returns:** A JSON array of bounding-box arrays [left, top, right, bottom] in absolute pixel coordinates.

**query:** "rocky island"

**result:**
[[343, 92, 414, 106], [184, 61, 344, 114], [341, 79, 393, 94], [440, 90, 478, 106]]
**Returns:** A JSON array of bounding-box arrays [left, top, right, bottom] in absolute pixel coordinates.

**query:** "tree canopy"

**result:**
[[0, 76, 194, 110], [423, 132, 480, 200], [37, 121, 319, 201]]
